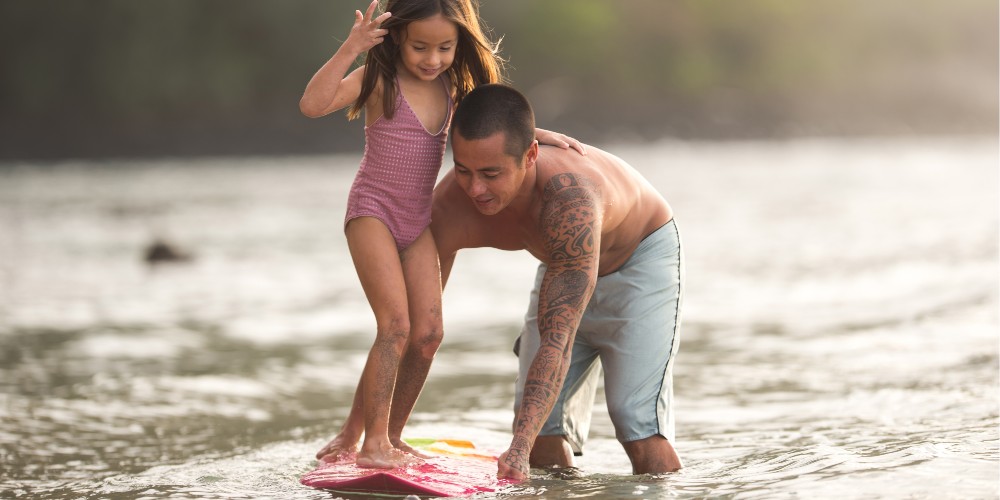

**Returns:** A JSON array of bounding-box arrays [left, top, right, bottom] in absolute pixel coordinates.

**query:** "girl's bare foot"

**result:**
[[356, 444, 423, 469], [316, 434, 360, 461], [391, 438, 433, 459]]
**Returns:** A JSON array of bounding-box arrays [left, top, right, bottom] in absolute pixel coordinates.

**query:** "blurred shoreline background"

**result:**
[[0, 0, 996, 160]]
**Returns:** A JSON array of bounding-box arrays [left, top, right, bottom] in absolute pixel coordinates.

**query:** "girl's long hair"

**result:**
[[347, 0, 506, 121]]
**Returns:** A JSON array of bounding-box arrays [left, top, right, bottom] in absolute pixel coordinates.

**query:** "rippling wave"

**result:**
[[1, 138, 996, 499]]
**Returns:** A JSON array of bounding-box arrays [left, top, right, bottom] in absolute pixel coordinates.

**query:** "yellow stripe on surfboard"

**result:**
[[403, 438, 496, 460]]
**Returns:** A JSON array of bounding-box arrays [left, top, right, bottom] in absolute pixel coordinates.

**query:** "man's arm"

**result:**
[[499, 173, 601, 480]]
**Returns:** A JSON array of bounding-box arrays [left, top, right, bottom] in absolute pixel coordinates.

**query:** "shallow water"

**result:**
[[1, 138, 997, 499]]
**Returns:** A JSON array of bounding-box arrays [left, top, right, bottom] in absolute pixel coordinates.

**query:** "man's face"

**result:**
[[452, 132, 533, 215]]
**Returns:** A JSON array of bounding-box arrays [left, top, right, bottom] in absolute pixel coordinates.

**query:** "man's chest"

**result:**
[[477, 215, 547, 259]]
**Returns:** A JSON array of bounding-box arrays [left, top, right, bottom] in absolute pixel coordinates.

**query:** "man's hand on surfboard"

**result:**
[[497, 447, 530, 480]]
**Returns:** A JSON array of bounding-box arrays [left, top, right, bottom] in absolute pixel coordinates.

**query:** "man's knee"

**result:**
[[621, 435, 682, 474], [529, 435, 574, 468]]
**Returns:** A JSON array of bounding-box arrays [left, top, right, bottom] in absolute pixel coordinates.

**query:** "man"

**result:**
[[431, 84, 684, 480]]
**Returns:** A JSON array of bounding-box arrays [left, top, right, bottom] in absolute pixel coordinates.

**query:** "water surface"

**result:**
[[1, 138, 997, 498]]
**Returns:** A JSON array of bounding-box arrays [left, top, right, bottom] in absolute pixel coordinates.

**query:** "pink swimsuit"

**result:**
[[345, 76, 453, 252]]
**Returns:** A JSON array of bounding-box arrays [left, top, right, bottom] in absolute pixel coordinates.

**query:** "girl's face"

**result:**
[[397, 14, 459, 81]]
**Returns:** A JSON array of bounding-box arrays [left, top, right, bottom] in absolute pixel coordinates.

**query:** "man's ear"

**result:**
[[524, 140, 539, 170]]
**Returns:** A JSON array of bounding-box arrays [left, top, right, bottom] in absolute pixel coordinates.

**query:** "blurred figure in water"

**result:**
[[143, 238, 192, 265], [433, 84, 685, 479]]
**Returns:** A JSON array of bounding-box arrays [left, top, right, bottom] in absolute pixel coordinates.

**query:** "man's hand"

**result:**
[[497, 445, 530, 480]]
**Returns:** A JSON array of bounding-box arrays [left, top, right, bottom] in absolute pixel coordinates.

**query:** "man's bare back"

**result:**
[[432, 142, 672, 277]]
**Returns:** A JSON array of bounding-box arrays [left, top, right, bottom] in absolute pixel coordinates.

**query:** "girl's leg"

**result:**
[[315, 375, 364, 460], [387, 228, 444, 454], [345, 217, 418, 468], [315, 227, 443, 462]]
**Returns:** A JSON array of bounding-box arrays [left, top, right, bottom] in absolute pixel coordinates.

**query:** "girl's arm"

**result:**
[[535, 128, 587, 156], [299, 0, 390, 118]]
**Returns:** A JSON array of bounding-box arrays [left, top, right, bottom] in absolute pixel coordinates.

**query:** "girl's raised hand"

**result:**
[[535, 128, 588, 156], [345, 0, 392, 55]]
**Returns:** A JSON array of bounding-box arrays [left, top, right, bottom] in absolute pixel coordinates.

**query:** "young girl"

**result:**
[[300, 0, 581, 468]]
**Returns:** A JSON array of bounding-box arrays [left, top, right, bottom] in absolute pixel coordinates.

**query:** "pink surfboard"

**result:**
[[301, 439, 504, 497]]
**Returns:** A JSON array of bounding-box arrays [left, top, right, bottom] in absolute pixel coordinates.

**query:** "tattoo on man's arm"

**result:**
[[503, 436, 532, 473], [542, 174, 598, 262], [511, 173, 601, 447]]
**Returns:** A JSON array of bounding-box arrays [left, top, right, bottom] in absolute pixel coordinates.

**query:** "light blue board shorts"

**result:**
[[515, 219, 683, 454]]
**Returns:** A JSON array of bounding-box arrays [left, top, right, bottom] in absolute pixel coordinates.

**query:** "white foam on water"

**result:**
[[67, 329, 204, 359]]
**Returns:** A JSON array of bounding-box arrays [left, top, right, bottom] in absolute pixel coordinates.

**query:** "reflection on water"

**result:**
[[1, 138, 997, 499]]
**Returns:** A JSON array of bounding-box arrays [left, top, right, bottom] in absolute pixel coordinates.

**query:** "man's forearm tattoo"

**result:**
[[503, 436, 532, 474], [513, 173, 600, 447]]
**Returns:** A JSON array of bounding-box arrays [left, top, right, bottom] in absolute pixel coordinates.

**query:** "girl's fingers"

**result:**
[[364, 0, 378, 22], [351, 1, 388, 47]]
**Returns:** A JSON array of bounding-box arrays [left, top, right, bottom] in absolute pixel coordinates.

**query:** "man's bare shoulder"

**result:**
[[431, 171, 483, 252], [534, 146, 606, 200], [432, 171, 463, 207], [432, 172, 467, 222]]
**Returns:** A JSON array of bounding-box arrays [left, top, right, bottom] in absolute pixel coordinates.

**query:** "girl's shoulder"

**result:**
[[363, 74, 391, 124]]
